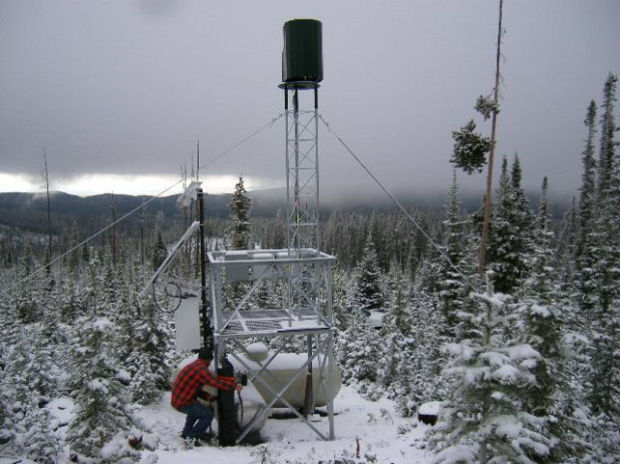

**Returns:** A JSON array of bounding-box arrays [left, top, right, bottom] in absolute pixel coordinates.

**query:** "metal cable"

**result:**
[[318, 114, 477, 291], [5, 113, 285, 295]]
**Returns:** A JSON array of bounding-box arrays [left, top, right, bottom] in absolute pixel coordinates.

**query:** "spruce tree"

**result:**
[[576, 101, 599, 316], [336, 313, 382, 399], [436, 171, 468, 337], [126, 300, 172, 404], [597, 73, 617, 198], [488, 156, 532, 294], [556, 197, 578, 292], [588, 73, 619, 419], [378, 268, 419, 415], [19, 405, 60, 464], [229, 175, 252, 250], [151, 231, 167, 270], [518, 177, 575, 462], [67, 315, 141, 463], [353, 232, 384, 313], [15, 241, 41, 324], [429, 284, 555, 464]]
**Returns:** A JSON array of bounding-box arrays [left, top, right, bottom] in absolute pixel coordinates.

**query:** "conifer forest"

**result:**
[[1, 69, 619, 463]]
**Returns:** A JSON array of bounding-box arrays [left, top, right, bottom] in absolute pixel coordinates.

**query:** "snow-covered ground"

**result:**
[[3, 384, 433, 463], [138, 385, 431, 464]]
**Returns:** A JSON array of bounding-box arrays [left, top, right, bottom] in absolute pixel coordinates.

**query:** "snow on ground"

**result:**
[[138, 385, 433, 464]]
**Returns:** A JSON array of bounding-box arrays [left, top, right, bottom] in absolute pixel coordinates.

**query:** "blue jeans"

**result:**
[[179, 402, 214, 439]]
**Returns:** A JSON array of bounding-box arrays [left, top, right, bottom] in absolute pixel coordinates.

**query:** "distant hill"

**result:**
[[0, 187, 571, 237], [0, 191, 231, 236]]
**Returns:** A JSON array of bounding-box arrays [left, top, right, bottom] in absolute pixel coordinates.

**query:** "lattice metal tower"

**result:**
[[206, 19, 337, 443], [284, 89, 320, 251], [280, 19, 324, 319]]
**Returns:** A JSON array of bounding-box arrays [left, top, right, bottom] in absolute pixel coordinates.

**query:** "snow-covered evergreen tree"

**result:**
[[556, 197, 578, 292], [587, 73, 619, 419], [125, 299, 172, 405], [435, 171, 468, 337], [517, 177, 582, 462], [377, 268, 420, 415], [337, 313, 382, 399], [229, 175, 252, 250], [353, 232, 384, 313], [15, 240, 42, 324], [18, 405, 61, 464], [331, 264, 352, 330], [151, 231, 167, 270], [488, 156, 533, 294], [430, 283, 555, 464], [67, 315, 142, 463]]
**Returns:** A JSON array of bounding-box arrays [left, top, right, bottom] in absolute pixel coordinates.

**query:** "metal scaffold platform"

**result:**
[[209, 249, 334, 337], [209, 247, 337, 442]]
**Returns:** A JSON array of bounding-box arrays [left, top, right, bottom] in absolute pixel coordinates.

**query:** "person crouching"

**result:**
[[171, 348, 243, 445]]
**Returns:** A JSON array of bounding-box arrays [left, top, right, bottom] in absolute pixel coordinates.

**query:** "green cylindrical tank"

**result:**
[[282, 19, 323, 83]]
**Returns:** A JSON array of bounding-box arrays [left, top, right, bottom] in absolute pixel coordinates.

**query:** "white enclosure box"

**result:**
[[174, 295, 202, 351]]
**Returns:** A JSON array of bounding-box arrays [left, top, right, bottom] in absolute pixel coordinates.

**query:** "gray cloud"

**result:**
[[0, 0, 618, 199]]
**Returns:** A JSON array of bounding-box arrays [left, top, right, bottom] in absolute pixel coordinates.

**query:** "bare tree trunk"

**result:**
[[140, 206, 145, 266], [43, 148, 52, 267], [480, 438, 488, 464], [478, 0, 504, 275], [194, 141, 200, 278], [111, 194, 117, 265]]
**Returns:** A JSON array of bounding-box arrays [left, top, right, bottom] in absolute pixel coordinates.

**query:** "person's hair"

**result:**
[[198, 348, 213, 361]]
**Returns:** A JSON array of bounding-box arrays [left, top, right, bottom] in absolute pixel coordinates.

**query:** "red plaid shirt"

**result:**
[[171, 359, 236, 410]]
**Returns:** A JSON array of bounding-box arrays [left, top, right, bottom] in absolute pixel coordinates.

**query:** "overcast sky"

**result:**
[[1, 0, 618, 200]]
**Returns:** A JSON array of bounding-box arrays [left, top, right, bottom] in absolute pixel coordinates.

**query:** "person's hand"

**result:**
[[235, 384, 243, 392]]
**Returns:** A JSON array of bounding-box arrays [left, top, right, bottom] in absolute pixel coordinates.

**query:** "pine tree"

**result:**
[[229, 175, 252, 250]]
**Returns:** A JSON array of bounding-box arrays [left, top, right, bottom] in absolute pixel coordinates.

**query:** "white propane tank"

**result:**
[[230, 342, 342, 409]]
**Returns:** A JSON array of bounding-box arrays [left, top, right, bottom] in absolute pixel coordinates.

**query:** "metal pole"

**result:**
[[314, 86, 321, 252], [304, 334, 314, 418], [326, 330, 335, 440], [285, 90, 291, 251], [197, 189, 213, 352], [293, 89, 300, 250]]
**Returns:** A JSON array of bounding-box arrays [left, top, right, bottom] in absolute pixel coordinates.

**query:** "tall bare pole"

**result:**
[[196, 137, 200, 181], [43, 148, 53, 265], [195, 139, 200, 278], [478, 0, 504, 276], [140, 206, 145, 266], [111, 194, 117, 265]]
